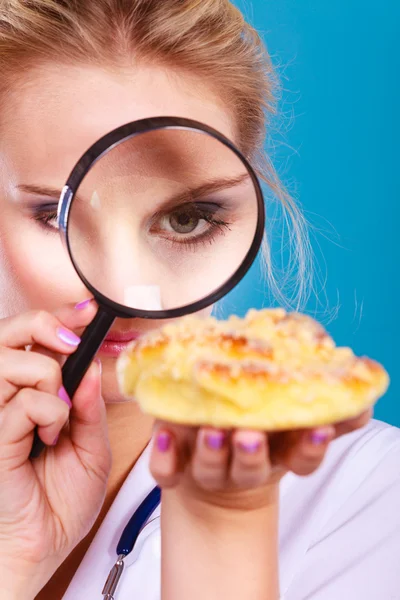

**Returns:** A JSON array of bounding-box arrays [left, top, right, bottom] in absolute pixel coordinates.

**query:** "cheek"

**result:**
[[0, 220, 85, 317]]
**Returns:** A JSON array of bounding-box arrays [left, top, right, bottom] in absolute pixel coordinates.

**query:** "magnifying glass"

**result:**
[[29, 117, 265, 458]]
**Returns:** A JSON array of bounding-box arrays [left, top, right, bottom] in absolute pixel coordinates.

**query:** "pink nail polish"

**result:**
[[238, 440, 262, 453], [75, 298, 92, 310], [310, 431, 330, 445], [157, 432, 171, 452], [205, 431, 225, 450], [52, 434, 59, 446], [58, 386, 72, 408], [57, 327, 81, 346]]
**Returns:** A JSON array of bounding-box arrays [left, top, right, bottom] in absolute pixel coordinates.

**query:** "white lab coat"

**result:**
[[62, 419, 400, 599]]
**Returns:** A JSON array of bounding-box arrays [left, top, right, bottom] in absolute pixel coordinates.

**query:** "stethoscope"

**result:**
[[102, 486, 161, 599]]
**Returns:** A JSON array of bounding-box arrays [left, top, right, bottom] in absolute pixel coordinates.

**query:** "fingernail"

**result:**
[[205, 431, 225, 450], [157, 432, 171, 453], [310, 428, 331, 445], [95, 357, 102, 374], [58, 386, 72, 408], [52, 434, 59, 446], [239, 440, 262, 453], [237, 433, 263, 453], [57, 327, 81, 346], [75, 298, 92, 310]]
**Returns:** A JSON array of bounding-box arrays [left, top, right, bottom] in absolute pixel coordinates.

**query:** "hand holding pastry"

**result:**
[[146, 408, 371, 514], [118, 308, 388, 509]]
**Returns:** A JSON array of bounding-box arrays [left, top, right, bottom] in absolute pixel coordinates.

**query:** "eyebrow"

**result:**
[[16, 173, 251, 207], [17, 184, 64, 201]]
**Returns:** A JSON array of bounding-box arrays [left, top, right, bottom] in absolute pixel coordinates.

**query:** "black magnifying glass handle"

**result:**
[[29, 306, 115, 459]]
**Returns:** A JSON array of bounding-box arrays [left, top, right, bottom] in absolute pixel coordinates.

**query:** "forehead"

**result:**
[[0, 63, 236, 186]]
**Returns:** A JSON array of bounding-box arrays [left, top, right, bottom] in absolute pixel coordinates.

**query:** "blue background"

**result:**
[[222, 1, 398, 426]]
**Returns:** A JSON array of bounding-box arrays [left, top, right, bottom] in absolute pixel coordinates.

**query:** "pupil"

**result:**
[[170, 210, 199, 234]]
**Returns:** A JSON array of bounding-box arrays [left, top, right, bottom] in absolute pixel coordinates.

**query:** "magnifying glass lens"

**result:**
[[67, 128, 259, 312]]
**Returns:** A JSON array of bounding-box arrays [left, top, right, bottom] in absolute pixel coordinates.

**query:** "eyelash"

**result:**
[[31, 205, 59, 231], [163, 214, 231, 250]]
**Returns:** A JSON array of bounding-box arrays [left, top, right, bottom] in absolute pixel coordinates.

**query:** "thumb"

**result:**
[[68, 360, 111, 473]]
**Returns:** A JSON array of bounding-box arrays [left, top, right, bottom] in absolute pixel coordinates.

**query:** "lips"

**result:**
[[104, 330, 142, 343], [100, 330, 142, 357]]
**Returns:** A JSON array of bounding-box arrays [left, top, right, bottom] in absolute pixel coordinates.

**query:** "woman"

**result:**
[[0, 1, 399, 599]]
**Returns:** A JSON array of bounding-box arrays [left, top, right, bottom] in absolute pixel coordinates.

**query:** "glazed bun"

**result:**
[[117, 309, 389, 430]]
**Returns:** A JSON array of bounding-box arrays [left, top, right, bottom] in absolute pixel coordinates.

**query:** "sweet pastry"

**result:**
[[117, 309, 389, 430]]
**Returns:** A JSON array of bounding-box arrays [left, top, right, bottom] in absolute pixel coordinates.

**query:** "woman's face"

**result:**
[[0, 63, 246, 402]]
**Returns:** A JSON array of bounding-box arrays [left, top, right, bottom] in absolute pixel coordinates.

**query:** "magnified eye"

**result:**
[[151, 202, 231, 248], [167, 206, 203, 234]]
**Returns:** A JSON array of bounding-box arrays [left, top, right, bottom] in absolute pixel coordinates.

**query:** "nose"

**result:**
[[75, 218, 164, 309]]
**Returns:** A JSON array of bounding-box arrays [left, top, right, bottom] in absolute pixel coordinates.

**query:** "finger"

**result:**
[[0, 387, 71, 451], [29, 299, 97, 356], [0, 347, 62, 404], [0, 309, 82, 352], [149, 426, 181, 488], [276, 426, 335, 476], [191, 428, 230, 491], [230, 430, 271, 488], [29, 299, 98, 369], [68, 361, 111, 476], [27, 345, 65, 370], [334, 408, 373, 438], [52, 297, 96, 330]]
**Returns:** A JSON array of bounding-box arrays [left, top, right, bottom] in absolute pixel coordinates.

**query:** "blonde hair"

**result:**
[[0, 0, 313, 309]]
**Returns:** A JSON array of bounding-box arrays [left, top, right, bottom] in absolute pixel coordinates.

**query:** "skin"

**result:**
[[0, 63, 372, 599]]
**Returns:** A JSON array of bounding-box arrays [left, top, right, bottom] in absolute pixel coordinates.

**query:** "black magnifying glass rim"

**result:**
[[58, 116, 265, 319]]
